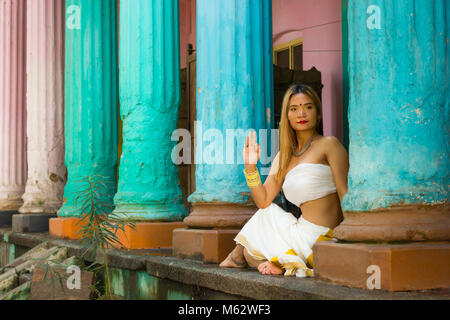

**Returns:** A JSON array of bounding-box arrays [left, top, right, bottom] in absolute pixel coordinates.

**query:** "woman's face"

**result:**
[[287, 93, 318, 132]]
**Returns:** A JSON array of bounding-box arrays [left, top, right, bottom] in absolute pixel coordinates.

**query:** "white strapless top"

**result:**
[[282, 163, 337, 207]]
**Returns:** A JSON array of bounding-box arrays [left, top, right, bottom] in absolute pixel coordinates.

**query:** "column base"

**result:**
[[335, 204, 450, 241], [50, 218, 185, 249], [313, 241, 450, 291], [115, 222, 185, 249], [172, 228, 239, 263], [184, 203, 255, 229], [0, 211, 16, 226], [49, 217, 86, 239], [19, 199, 62, 215], [12, 213, 57, 233]]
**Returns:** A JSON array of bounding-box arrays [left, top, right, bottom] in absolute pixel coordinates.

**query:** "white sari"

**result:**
[[235, 159, 337, 277]]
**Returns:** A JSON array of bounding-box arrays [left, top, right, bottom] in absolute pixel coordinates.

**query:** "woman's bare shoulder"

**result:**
[[317, 135, 345, 148], [320, 136, 348, 164]]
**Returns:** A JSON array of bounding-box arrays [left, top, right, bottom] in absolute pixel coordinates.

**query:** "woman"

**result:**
[[219, 84, 349, 277]]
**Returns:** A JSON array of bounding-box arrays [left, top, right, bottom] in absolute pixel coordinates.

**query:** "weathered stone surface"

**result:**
[[19, 273, 32, 285], [0, 242, 11, 268], [173, 228, 239, 263], [0, 281, 30, 300], [343, 1, 449, 212], [57, 0, 119, 218], [114, 222, 186, 249], [113, 0, 186, 222], [19, 0, 66, 215], [1, 228, 448, 300], [30, 266, 94, 300], [183, 204, 254, 229], [145, 256, 449, 300], [314, 241, 450, 291], [1, 241, 49, 270], [334, 204, 450, 242], [0, 247, 61, 285], [0, 273, 18, 294], [12, 214, 57, 233], [0, 212, 15, 226], [99, 249, 147, 271]]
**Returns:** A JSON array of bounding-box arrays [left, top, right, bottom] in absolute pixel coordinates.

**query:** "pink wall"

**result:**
[[273, 0, 343, 141], [180, 0, 196, 69], [179, 0, 343, 141]]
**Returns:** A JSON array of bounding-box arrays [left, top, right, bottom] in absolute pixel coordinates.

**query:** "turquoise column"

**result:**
[[335, 0, 449, 241], [342, 0, 448, 211], [113, 0, 187, 221], [58, 0, 118, 217], [185, 0, 274, 228]]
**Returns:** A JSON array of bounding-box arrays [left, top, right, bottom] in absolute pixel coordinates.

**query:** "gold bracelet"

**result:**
[[244, 169, 262, 188]]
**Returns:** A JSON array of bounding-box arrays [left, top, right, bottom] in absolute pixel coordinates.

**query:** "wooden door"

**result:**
[[177, 52, 196, 212]]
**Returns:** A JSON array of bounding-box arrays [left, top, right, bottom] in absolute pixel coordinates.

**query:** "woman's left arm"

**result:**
[[324, 136, 349, 203]]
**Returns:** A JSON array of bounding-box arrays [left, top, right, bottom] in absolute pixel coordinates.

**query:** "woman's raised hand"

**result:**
[[243, 131, 261, 169]]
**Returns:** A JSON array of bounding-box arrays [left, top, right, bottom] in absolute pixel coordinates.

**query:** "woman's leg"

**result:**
[[219, 244, 247, 268], [242, 248, 264, 268]]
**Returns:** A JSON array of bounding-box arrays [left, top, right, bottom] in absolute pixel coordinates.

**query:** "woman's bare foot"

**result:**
[[219, 245, 248, 268], [257, 261, 283, 275]]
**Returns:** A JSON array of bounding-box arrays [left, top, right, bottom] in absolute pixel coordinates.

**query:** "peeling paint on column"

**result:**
[[342, 0, 449, 211], [19, 0, 66, 214], [189, 0, 274, 204], [112, 0, 186, 221], [58, 0, 119, 217]]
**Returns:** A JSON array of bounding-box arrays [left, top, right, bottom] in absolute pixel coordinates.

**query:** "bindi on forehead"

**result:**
[[289, 102, 314, 108]]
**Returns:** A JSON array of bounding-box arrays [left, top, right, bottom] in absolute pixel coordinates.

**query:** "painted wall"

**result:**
[[180, 0, 196, 69], [273, 0, 344, 141]]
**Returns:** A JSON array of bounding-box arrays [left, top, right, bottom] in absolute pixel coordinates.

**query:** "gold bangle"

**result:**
[[244, 169, 262, 188], [244, 168, 259, 178]]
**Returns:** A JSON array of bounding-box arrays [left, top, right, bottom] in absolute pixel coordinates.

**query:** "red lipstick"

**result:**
[[298, 120, 308, 124]]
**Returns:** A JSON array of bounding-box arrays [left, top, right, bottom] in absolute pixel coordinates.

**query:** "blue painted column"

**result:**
[[57, 0, 119, 217], [335, 0, 449, 241], [112, 0, 187, 221], [184, 0, 274, 228]]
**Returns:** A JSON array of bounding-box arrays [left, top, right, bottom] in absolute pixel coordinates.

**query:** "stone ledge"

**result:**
[[0, 228, 448, 300]]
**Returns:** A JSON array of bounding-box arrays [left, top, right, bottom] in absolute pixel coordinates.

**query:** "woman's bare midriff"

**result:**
[[299, 192, 343, 229], [282, 137, 345, 229]]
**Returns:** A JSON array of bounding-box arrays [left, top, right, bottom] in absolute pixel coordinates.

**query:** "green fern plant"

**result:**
[[73, 175, 136, 299]]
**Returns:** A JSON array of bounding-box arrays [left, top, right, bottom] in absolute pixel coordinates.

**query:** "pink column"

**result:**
[[19, 0, 65, 214], [0, 0, 27, 212]]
